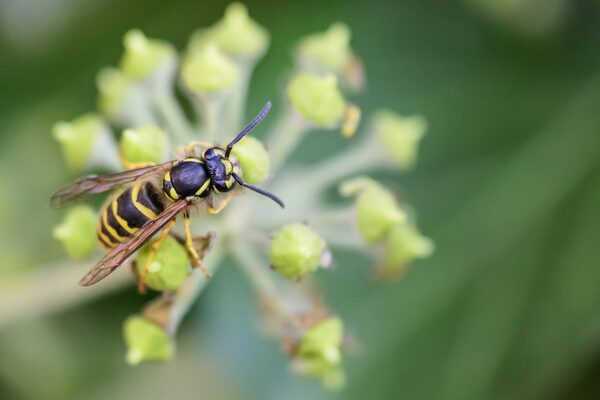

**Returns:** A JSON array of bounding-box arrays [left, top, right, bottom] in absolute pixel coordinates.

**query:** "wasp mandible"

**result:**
[[51, 102, 283, 288]]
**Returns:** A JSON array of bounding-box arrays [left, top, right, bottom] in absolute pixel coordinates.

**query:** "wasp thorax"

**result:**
[[163, 158, 210, 200]]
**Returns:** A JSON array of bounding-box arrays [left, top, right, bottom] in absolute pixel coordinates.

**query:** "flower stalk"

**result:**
[[49, 4, 433, 390]]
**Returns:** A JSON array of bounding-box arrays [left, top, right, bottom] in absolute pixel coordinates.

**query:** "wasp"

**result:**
[[51, 102, 284, 288]]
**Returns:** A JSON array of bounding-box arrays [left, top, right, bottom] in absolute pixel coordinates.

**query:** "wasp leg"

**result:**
[[207, 195, 234, 215], [183, 212, 212, 279], [138, 218, 177, 294]]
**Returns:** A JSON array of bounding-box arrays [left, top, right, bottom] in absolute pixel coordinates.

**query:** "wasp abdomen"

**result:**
[[97, 182, 165, 249]]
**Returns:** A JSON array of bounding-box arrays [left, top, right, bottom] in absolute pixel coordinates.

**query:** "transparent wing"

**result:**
[[49, 161, 175, 209], [79, 200, 189, 286]]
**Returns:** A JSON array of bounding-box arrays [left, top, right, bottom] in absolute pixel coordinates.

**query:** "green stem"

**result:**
[[230, 241, 304, 335], [194, 95, 225, 141], [153, 90, 195, 144], [168, 246, 224, 334], [224, 61, 254, 133], [0, 260, 130, 328], [266, 108, 309, 171]]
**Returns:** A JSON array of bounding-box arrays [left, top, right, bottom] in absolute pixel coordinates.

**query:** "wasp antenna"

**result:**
[[225, 101, 272, 158], [232, 173, 284, 208]]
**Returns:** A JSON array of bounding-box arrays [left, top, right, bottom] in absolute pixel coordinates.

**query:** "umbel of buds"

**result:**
[[51, 3, 434, 391]]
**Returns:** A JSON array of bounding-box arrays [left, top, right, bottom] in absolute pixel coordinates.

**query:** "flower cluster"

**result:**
[[52, 3, 433, 389]]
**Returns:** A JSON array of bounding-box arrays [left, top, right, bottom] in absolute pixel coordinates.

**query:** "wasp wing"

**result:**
[[79, 199, 189, 287], [49, 161, 175, 209]]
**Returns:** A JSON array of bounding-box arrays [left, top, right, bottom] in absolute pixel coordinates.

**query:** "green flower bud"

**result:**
[[52, 206, 97, 260], [135, 236, 190, 292], [380, 222, 434, 278], [340, 177, 406, 243], [181, 43, 239, 93], [295, 317, 345, 390], [192, 3, 270, 59], [296, 22, 353, 73], [119, 29, 176, 81], [287, 74, 346, 127], [96, 67, 131, 119], [123, 316, 174, 365], [119, 125, 168, 166], [231, 136, 270, 184], [270, 224, 327, 280], [374, 110, 427, 169], [53, 113, 118, 173]]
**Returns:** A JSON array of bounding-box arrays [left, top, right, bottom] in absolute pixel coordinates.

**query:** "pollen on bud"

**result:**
[[270, 224, 327, 280], [135, 236, 190, 292], [52, 206, 97, 260], [190, 2, 270, 59], [340, 177, 406, 243], [373, 110, 427, 170], [119, 29, 176, 81], [231, 136, 270, 184], [287, 73, 346, 127], [296, 22, 353, 73], [294, 317, 346, 390], [123, 316, 174, 365], [379, 221, 434, 279], [181, 43, 239, 94], [119, 125, 168, 166], [52, 113, 116, 173]]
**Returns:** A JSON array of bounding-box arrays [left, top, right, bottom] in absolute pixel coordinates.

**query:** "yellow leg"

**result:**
[[207, 194, 234, 214], [138, 219, 176, 294], [183, 213, 212, 278]]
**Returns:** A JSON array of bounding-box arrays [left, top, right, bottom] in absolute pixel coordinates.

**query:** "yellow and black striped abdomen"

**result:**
[[97, 182, 165, 249]]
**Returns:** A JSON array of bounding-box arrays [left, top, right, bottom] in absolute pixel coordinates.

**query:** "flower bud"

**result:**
[[340, 177, 406, 243], [53, 113, 119, 173], [191, 3, 269, 59], [373, 110, 427, 169], [96, 67, 131, 119], [52, 206, 97, 260], [123, 315, 174, 365], [379, 221, 434, 278], [270, 224, 327, 280], [295, 317, 345, 390], [231, 136, 270, 184], [287, 74, 346, 127], [119, 125, 168, 166], [119, 29, 176, 81], [181, 43, 239, 94], [135, 236, 190, 292], [296, 22, 352, 73]]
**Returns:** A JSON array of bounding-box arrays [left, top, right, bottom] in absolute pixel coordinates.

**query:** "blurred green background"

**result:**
[[2, 0, 600, 399]]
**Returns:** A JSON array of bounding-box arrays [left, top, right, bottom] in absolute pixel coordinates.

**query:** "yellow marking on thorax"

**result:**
[[111, 199, 138, 235], [195, 179, 210, 196], [183, 157, 203, 163], [132, 183, 158, 219]]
